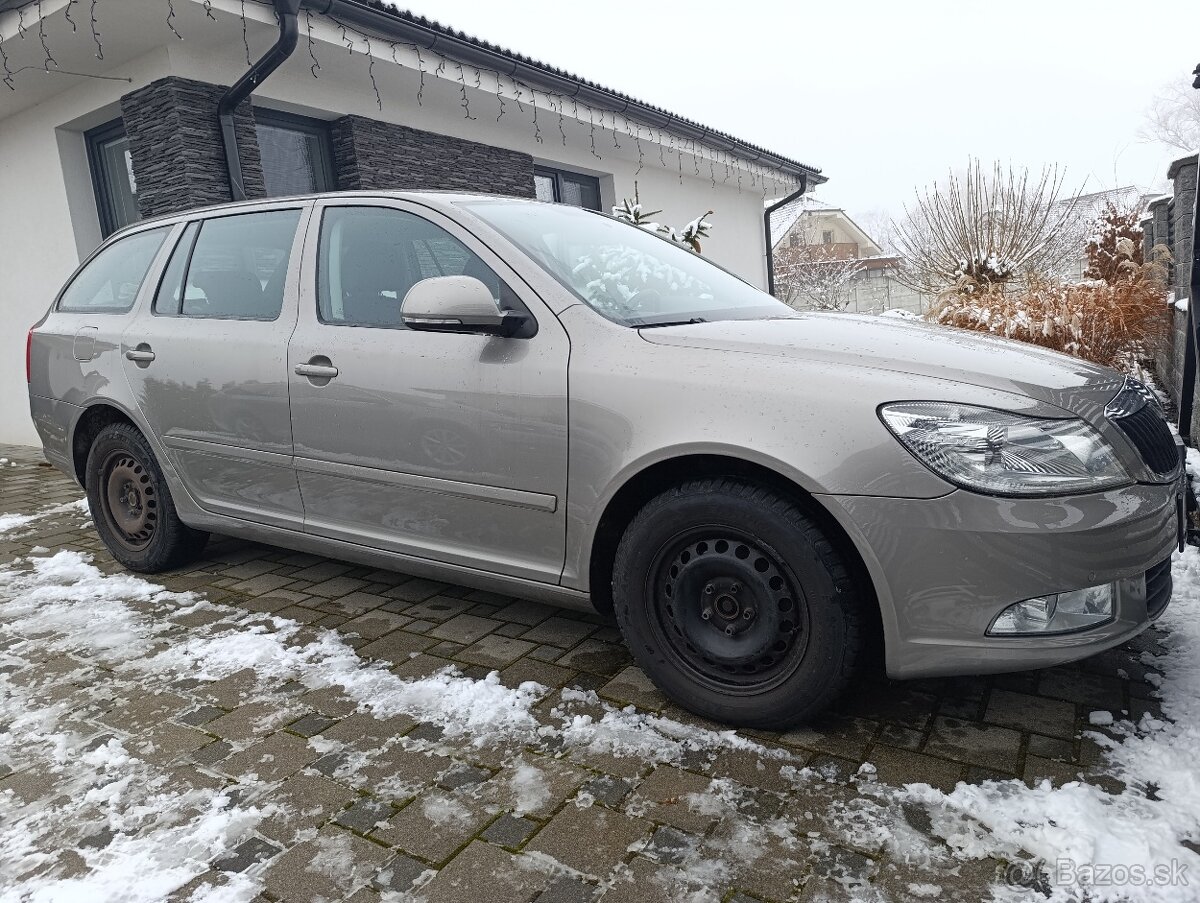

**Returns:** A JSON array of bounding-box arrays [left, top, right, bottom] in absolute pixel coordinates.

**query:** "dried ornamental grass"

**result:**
[[928, 243, 1170, 369]]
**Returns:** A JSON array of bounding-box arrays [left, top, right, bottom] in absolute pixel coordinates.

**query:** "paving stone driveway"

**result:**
[[0, 443, 1165, 901]]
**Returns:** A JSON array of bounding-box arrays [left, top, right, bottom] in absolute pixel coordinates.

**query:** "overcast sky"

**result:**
[[402, 0, 1194, 225]]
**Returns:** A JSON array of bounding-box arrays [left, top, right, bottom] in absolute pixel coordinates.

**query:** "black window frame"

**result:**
[[314, 203, 537, 336], [533, 165, 602, 211], [254, 108, 336, 197], [85, 117, 139, 239], [151, 208, 304, 322]]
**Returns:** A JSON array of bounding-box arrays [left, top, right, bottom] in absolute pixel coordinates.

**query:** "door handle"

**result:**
[[295, 362, 339, 379], [125, 346, 156, 363]]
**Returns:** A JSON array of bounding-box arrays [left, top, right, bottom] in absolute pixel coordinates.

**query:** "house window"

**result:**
[[822, 230, 834, 245], [255, 109, 335, 198], [534, 166, 601, 211], [86, 119, 142, 238]]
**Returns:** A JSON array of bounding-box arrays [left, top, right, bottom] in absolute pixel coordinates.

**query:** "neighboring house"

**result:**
[[0, 0, 824, 445], [767, 197, 925, 314]]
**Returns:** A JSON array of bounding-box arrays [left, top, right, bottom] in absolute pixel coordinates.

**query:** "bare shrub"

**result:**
[[894, 160, 1082, 295], [929, 244, 1171, 369], [774, 246, 864, 311]]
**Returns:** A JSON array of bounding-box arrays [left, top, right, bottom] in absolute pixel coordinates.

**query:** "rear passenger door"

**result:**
[[121, 204, 311, 528]]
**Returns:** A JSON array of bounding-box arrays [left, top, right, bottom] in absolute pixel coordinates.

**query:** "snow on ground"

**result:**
[[0, 499, 89, 539], [0, 549, 860, 901], [904, 546, 1200, 903], [4, 535, 1200, 899]]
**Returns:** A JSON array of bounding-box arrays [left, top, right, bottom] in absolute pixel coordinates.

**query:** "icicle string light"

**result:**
[[64, 0, 78, 32], [456, 62, 474, 120], [307, 10, 320, 77], [166, 0, 182, 41], [36, 0, 56, 67], [239, 0, 250, 66], [362, 30, 380, 109], [203, 0, 215, 20], [89, 0, 102, 60], [183, 4, 794, 198]]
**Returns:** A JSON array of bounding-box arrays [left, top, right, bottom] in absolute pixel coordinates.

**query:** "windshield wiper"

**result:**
[[636, 317, 708, 329]]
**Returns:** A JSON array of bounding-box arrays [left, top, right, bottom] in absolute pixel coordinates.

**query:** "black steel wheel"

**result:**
[[613, 479, 865, 728], [85, 421, 208, 573], [98, 450, 159, 552], [650, 531, 811, 693]]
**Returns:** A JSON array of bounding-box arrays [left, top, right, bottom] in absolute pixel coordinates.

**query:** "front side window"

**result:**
[[154, 210, 301, 320], [86, 119, 142, 238], [318, 206, 516, 328], [255, 110, 335, 198], [462, 201, 792, 327], [58, 227, 169, 313]]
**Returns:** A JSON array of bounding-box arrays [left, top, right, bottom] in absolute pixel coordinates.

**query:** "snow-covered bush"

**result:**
[[1085, 201, 1145, 285], [930, 244, 1171, 369], [612, 183, 713, 253]]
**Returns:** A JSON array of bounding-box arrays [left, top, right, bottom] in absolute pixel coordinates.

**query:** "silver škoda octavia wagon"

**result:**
[[27, 192, 1185, 727]]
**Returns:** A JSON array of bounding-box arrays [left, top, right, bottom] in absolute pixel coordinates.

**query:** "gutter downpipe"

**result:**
[[218, 0, 303, 201], [763, 177, 808, 298]]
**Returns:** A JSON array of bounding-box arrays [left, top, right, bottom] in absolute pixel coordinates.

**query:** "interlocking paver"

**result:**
[[263, 825, 391, 901], [527, 803, 652, 876], [924, 717, 1023, 773], [0, 443, 1165, 901], [418, 841, 548, 903], [374, 790, 495, 862]]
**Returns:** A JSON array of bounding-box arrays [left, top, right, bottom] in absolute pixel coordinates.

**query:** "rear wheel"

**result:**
[[612, 479, 865, 728], [85, 422, 208, 572]]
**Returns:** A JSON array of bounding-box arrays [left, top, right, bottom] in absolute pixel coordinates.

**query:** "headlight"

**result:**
[[879, 402, 1131, 496]]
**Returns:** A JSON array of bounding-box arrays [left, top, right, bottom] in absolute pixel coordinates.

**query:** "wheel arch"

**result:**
[[70, 401, 142, 486], [587, 453, 882, 652]]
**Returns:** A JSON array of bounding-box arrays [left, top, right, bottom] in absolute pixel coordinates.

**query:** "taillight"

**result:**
[[25, 329, 33, 383]]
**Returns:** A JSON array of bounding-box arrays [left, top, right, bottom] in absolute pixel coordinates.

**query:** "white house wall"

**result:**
[[0, 0, 801, 445]]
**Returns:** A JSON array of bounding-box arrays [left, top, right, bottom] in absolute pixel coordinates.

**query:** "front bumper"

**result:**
[[820, 482, 1178, 679]]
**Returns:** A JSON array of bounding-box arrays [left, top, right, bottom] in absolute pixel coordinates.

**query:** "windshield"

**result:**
[[460, 201, 795, 327]]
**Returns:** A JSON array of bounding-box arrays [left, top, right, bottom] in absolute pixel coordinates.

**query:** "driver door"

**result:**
[[287, 199, 570, 583]]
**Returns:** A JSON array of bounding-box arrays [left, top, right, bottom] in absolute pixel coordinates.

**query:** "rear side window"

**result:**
[[317, 206, 517, 329], [57, 227, 169, 313], [154, 209, 301, 320]]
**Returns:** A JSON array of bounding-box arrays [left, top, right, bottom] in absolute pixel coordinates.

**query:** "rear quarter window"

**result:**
[[57, 227, 170, 313]]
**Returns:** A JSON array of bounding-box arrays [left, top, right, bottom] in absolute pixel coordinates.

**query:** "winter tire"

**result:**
[[85, 422, 208, 573], [612, 478, 865, 728]]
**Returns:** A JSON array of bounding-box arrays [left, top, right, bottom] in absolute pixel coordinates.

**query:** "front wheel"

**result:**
[[85, 422, 208, 573], [612, 479, 865, 728]]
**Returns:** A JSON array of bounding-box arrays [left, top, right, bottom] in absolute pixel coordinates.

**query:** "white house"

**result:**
[[0, 0, 824, 445]]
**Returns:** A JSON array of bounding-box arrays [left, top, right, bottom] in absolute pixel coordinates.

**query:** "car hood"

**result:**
[[638, 313, 1125, 416]]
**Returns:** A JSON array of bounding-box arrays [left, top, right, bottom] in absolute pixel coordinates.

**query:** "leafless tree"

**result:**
[[774, 240, 865, 310], [892, 159, 1082, 296], [1139, 76, 1200, 153]]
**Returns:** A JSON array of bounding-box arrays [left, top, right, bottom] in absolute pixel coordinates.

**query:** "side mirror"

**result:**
[[400, 276, 529, 338]]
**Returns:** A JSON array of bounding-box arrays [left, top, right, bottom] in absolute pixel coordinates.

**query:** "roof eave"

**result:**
[[308, 0, 823, 182]]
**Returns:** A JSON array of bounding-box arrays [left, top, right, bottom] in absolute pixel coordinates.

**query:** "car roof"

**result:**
[[121, 190, 534, 231]]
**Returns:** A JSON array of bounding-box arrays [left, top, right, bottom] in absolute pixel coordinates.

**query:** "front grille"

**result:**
[[1114, 405, 1179, 475], [1146, 557, 1172, 619], [1105, 379, 1178, 476]]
